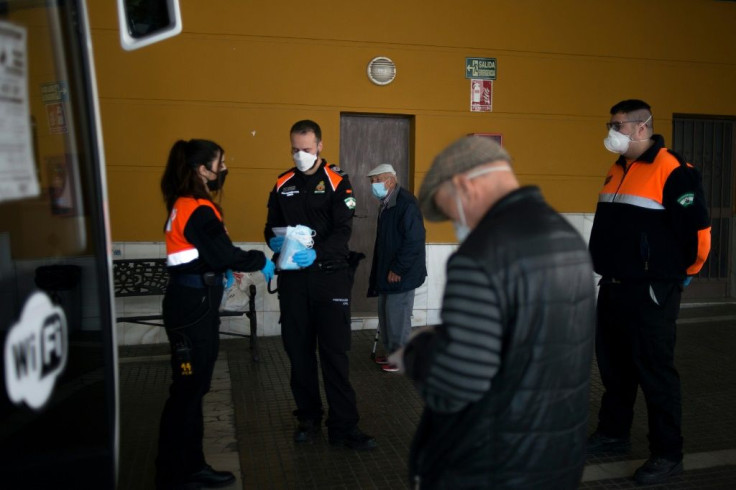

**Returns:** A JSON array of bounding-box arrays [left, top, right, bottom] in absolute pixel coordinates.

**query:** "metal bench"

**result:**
[[113, 258, 259, 361]]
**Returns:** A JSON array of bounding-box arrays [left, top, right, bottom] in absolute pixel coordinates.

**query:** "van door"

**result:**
[[0, 1, 117, 487]]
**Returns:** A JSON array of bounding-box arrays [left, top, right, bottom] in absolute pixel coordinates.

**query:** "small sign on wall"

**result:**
[[470, 79, 493, 112], [45, 102, 67, 134], [469, 133, 503, 146], [41, 82, 68, 134], [465, 57, 497, 80]]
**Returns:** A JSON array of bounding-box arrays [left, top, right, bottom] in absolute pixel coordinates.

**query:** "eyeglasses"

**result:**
[[606, 120, 642, 131]]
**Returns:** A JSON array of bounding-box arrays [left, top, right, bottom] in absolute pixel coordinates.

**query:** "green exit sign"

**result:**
[[465, 57, 497, 80]]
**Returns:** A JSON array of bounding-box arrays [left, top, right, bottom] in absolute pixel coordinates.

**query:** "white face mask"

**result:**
[[603, 129, 632, 154], [293, 150, 318, 172], [453, 192, 471, 242], [603, 115, 652, 154]]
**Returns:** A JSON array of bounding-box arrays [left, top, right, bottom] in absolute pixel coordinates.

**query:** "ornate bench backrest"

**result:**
[[113, 259, 168, 297]]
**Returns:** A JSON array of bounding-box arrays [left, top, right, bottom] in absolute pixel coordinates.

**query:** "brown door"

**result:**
[[339, 114, 413, 315], [672, 115, 735, 299]]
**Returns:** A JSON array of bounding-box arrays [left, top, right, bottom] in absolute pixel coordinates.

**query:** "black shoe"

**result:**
[[294, 419, 321, 443], [586, 431, 631, 456], [634, 457, 683, 485], [329, 427, 377, 451], [184, 464, 236, 488]]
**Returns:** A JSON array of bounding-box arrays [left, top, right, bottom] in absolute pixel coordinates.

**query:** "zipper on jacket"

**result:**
[[640, 233, 650, 271], [612, 160, 635, 200]]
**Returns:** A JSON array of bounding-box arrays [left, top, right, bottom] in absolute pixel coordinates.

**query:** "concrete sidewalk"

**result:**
[[118, 303, 736, 489]]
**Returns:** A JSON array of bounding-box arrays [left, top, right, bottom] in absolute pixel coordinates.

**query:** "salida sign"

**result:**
[[4, 292, 68, 410]]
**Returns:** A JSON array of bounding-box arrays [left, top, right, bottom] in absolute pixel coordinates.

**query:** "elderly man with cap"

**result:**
[[366, 163, 427, 373], [389, 136, 596, 489]]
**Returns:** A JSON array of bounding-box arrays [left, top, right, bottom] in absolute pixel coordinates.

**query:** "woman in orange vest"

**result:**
[[156, 139, 274, 490]]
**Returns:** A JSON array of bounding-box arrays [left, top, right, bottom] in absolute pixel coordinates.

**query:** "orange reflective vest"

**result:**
[[165, 197, 222, 266]]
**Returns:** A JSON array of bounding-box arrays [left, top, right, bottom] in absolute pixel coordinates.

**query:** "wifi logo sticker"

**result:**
[[4, 292, 68, 410]]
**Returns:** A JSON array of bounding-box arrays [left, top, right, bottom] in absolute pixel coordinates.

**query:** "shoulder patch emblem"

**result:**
[[344, 197, 356, 209], [330, 165, 345, 176], [677, 192, 695, 207]]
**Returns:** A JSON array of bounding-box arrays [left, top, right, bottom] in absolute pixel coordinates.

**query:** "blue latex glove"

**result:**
[[260, 259, 276, 283], [293, 248, 316, 268], [268, 235, 284, 253], [224, 269, 235, 289], [682, 276, 693, 287]]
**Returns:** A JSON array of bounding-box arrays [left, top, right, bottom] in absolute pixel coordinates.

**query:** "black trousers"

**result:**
[[278, 267, 359, 437], [595, 281, 683, 460], [156, 282, 223, 485]]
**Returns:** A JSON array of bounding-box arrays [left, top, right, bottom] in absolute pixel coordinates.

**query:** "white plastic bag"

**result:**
[[220, 271, 255, 312], [277, 225, 315, 270]]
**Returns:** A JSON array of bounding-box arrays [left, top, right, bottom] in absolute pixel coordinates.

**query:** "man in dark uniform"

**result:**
[[264, 119, 376, 450]]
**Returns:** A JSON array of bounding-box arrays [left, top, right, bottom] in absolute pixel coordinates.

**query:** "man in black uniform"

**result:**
[[265, 120, 376, 450]]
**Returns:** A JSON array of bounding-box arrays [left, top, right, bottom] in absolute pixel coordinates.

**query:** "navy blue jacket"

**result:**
[[368, 185, 427, 296]]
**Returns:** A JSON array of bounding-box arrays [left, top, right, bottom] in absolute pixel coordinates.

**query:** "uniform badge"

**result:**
[[677, 192, 695, 207], [344, 197, 356, 209], [315, 180, 326, 194], [281, 185, 299, 197]]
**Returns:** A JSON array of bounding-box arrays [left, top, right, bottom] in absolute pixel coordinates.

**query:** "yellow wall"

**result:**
[[87, 0, 736, 242]]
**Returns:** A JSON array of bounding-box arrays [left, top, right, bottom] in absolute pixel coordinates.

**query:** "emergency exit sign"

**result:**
[[465, 57, 497, 80]]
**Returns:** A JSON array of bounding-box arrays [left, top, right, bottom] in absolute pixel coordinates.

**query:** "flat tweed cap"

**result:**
[[367, 163, 396, 177], [418, 136, 511, 221]]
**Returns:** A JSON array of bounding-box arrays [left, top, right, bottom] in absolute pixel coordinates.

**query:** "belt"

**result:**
[[170, 272, 223, 288]]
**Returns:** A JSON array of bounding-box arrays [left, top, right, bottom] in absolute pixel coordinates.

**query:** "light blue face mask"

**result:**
[[371, 182, 388, 199]]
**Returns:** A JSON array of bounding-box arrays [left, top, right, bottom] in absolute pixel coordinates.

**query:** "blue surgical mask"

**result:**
[[371, 182, 388, 199]]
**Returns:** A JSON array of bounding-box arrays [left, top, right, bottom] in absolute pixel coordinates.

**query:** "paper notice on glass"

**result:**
[[0, 21, 39, 204]]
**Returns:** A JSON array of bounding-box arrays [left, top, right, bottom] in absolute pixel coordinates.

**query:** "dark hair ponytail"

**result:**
[[160, 139, 224, 215]]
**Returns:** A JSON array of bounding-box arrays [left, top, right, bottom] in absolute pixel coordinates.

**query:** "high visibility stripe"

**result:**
[[276, 171, 295, 191], [167, 248, 199, 266], [323, 166, 343, 191], [687, 226, 712, 275], [599, 193, 665, 210], [600, 148, 681, 205]]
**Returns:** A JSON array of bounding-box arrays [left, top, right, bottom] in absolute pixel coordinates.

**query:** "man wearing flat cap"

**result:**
[[389, 136, 596, 489], [366, 163, 426, 373]]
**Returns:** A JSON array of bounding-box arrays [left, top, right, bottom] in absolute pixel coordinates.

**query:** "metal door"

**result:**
[[339, 114, 413, 316], [0, 1, 118, 487], [672, 116, 735, 299]]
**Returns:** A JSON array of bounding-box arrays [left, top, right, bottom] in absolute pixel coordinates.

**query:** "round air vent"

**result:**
[[367, 56, 396, 86]]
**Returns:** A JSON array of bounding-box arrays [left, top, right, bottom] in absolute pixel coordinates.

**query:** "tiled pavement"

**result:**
[[118, 303, 736, 489]]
